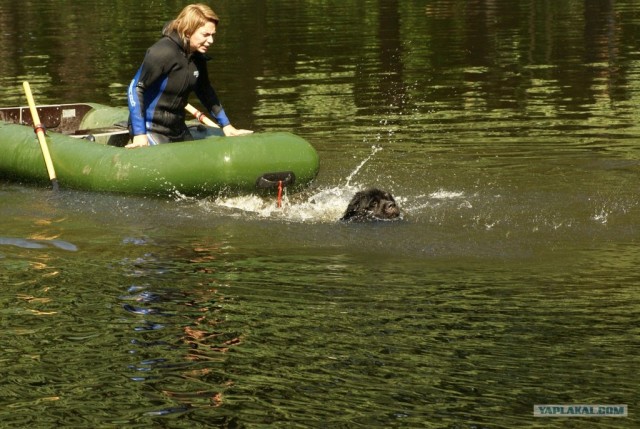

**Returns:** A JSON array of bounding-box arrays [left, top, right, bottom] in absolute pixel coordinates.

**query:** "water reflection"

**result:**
[[0, 237, 78, 251], [117, 237, 241, 418]]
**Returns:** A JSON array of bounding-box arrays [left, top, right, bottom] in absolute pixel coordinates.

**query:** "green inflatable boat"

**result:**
[[0, 103, 319, 197]]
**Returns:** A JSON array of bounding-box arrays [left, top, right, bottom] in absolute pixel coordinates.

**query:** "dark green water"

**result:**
[[2, 0, 640, 427]]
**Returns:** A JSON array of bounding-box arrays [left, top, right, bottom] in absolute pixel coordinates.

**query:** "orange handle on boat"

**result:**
[[23, 81, 59, 191], [185, 103, 220, 128]]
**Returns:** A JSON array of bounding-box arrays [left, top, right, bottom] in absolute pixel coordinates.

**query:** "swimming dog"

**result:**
[[340, 188, 401, 222]]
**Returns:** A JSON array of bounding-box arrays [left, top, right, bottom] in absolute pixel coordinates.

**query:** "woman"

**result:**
[[126, 3, 251, 148]]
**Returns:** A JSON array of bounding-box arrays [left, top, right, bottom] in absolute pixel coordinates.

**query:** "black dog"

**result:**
[[340, 188, 401, 222]]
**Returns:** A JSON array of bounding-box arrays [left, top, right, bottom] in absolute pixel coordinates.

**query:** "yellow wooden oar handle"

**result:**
[[185, 103, 220, 128], [23, 81, 59, 191]]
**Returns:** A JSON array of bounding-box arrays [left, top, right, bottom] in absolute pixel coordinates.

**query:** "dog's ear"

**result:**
[[382, 191, 396, 204], [340, 191, 369, 221]]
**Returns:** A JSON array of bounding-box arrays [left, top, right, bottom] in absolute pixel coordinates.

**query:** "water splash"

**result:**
[[345, 145, 383, 187], [592, 209, 609, 225], [194, 147, 469, 224], [198, 186, 357, 223], [429, 190, 464, 200], [197, 146, 391, 223], [193, 143, 473, 223]]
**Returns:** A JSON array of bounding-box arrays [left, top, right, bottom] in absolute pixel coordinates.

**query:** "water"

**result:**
[[2, 0, 640, 427]]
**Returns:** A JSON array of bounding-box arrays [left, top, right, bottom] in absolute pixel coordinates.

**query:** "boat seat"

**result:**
[[72, 127, 129, 137], [71, 123, 130, 146]]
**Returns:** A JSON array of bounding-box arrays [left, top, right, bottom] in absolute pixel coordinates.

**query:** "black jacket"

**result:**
[[127, 31, 228, 139]]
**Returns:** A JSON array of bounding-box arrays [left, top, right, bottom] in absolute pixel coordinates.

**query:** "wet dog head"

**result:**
[[340, 188, 401, 222]]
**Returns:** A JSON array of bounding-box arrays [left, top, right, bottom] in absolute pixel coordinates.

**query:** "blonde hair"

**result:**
[[163, 4, 219, 49]]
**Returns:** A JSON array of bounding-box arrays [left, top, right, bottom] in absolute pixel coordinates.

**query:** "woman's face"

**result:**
[[188, 21, 216, 54]]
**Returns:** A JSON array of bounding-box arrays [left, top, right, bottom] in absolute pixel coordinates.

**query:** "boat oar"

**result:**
[[185, 103, 220, 128], [22, 81, 59, 191], [186, 103, 253, 136]]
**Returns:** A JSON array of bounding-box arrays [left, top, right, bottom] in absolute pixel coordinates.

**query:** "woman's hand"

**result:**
[[125, 134, 150, 148], [222, 124, 253, 137]]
